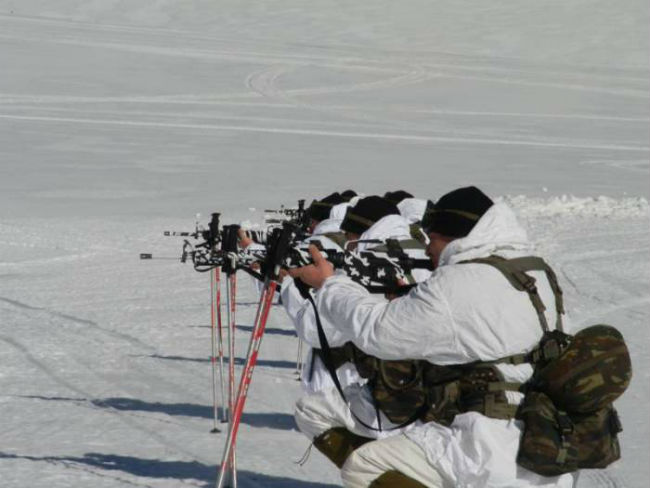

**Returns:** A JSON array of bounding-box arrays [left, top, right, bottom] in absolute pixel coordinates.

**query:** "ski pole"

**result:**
[[210, 268, 221, 433], [215, 279, 278, 488], [225, 269, 238, 486], [296, 339, 304, 380], [216, 267, 227, 423], [215, 223, 296, 488]]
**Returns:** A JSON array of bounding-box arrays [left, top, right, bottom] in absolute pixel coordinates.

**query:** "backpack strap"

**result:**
[[461, 255, 564, 333], [320, 232, 348, 250]]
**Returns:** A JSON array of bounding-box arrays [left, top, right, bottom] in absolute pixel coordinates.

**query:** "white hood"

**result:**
[[357, 214, 411, 252], [312, 217, 343, 235], [439, 202, 532, 266], [397, 198, 427, 224], [312, 201, 351, 234], [330, 201, 351, 221]]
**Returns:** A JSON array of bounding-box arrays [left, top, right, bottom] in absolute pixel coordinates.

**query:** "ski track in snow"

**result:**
[[1, 114, 648, 153]]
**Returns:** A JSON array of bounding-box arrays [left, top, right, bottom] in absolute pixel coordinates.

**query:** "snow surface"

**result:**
[[0, 1, 648, 487]]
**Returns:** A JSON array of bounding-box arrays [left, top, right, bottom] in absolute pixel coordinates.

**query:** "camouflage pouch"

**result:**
[[371, 360, 427, 424], [348, 344, 379, 380], [532, 325, 632, 414], [517, 391, 622, 476]]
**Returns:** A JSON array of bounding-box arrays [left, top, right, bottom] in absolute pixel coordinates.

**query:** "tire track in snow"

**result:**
[[244, 62, 438, 130], [2, 113, 647, 153], [2, 95, 648, 126], [2, 13, 647, 84], [8, 12, 645, 86]]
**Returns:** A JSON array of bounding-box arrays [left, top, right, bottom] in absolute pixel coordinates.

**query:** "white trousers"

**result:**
[[341, 434, 446, 488], [294, 383, 410, 440], [295, 387, 445, 487]]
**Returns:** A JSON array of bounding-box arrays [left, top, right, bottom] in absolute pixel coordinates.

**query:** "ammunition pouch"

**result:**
[[517, 391, 622, 476], [346, 341, 520, 426]]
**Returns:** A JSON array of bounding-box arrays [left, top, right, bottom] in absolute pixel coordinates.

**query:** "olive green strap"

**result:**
[[502, 256, 565, 332], [321, 232, 348, 249], [483, 394, 520, 420]]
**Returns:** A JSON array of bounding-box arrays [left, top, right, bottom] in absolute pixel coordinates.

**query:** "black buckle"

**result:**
[[522, 277, 537, 293], [542, 339, 561, 360], [609, 409, 623, 434], [556, 411, 573, 435]]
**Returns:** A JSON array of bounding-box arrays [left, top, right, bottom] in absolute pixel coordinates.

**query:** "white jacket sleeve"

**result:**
[[280, 276, 352, 348], [315, 274, 461, 362]]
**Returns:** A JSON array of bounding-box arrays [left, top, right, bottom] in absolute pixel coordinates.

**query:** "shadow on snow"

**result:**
[[0, 452, 338, 488], [18, 395, 297, 431], [188, 324, 297, 337], [149, 353, 297, 370]]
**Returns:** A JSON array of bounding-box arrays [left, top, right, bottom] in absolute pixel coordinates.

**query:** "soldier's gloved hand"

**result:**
[[289, 245, 334, 289]]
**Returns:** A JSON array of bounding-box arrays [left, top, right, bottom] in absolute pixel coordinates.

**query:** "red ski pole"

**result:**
[[216, 268, 227, 424], [216, 279, 278, 488], [211, 267, 227, 427], [209, 268, 221, 433], [215, 223, 296, 488], [225, 267, 238, 484]]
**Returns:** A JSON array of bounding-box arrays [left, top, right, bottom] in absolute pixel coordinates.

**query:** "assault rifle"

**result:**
[[264, 199, 308, 230], [141, 215, 432, 295], [282, 241, 432, 295], [229, 224, 433, 294], [140, 212, 222, 262]]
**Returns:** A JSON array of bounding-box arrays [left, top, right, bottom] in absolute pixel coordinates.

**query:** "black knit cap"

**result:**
[[422, 186, 493, 237], [341, 196, 400, 236], [306, 192, 346, 222], [383, 190, 414, 205], [340, 189, 358, 202]]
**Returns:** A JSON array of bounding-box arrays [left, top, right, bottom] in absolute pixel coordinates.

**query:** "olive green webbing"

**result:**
[[321, 231, 348, 249]]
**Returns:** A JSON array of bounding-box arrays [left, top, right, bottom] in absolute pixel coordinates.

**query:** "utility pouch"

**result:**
[[517, 391, 622, 476], [371, 360, 427, 424]]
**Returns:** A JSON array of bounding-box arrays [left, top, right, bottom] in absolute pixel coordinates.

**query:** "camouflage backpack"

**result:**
[[467, 256, 632, 476]]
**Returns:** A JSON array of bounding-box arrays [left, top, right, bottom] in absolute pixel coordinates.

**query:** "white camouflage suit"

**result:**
[[292, 213, 432, 442], [311, 202, 575, 488], [281, 201, 360, 393]]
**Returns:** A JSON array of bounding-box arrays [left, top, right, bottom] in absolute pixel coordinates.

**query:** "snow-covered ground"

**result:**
[[0, 2, 648, 487]]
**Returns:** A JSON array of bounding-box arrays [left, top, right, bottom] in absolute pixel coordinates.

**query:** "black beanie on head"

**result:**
[[306, 192, 346, 222], [340, 190, 358, 202], [422, 186, 493, 237], [383, 190, 414, 205], [341, 196, 400, 236]]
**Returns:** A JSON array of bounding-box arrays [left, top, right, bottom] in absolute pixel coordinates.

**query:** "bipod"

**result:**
[[215, 223, 297, 488]]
